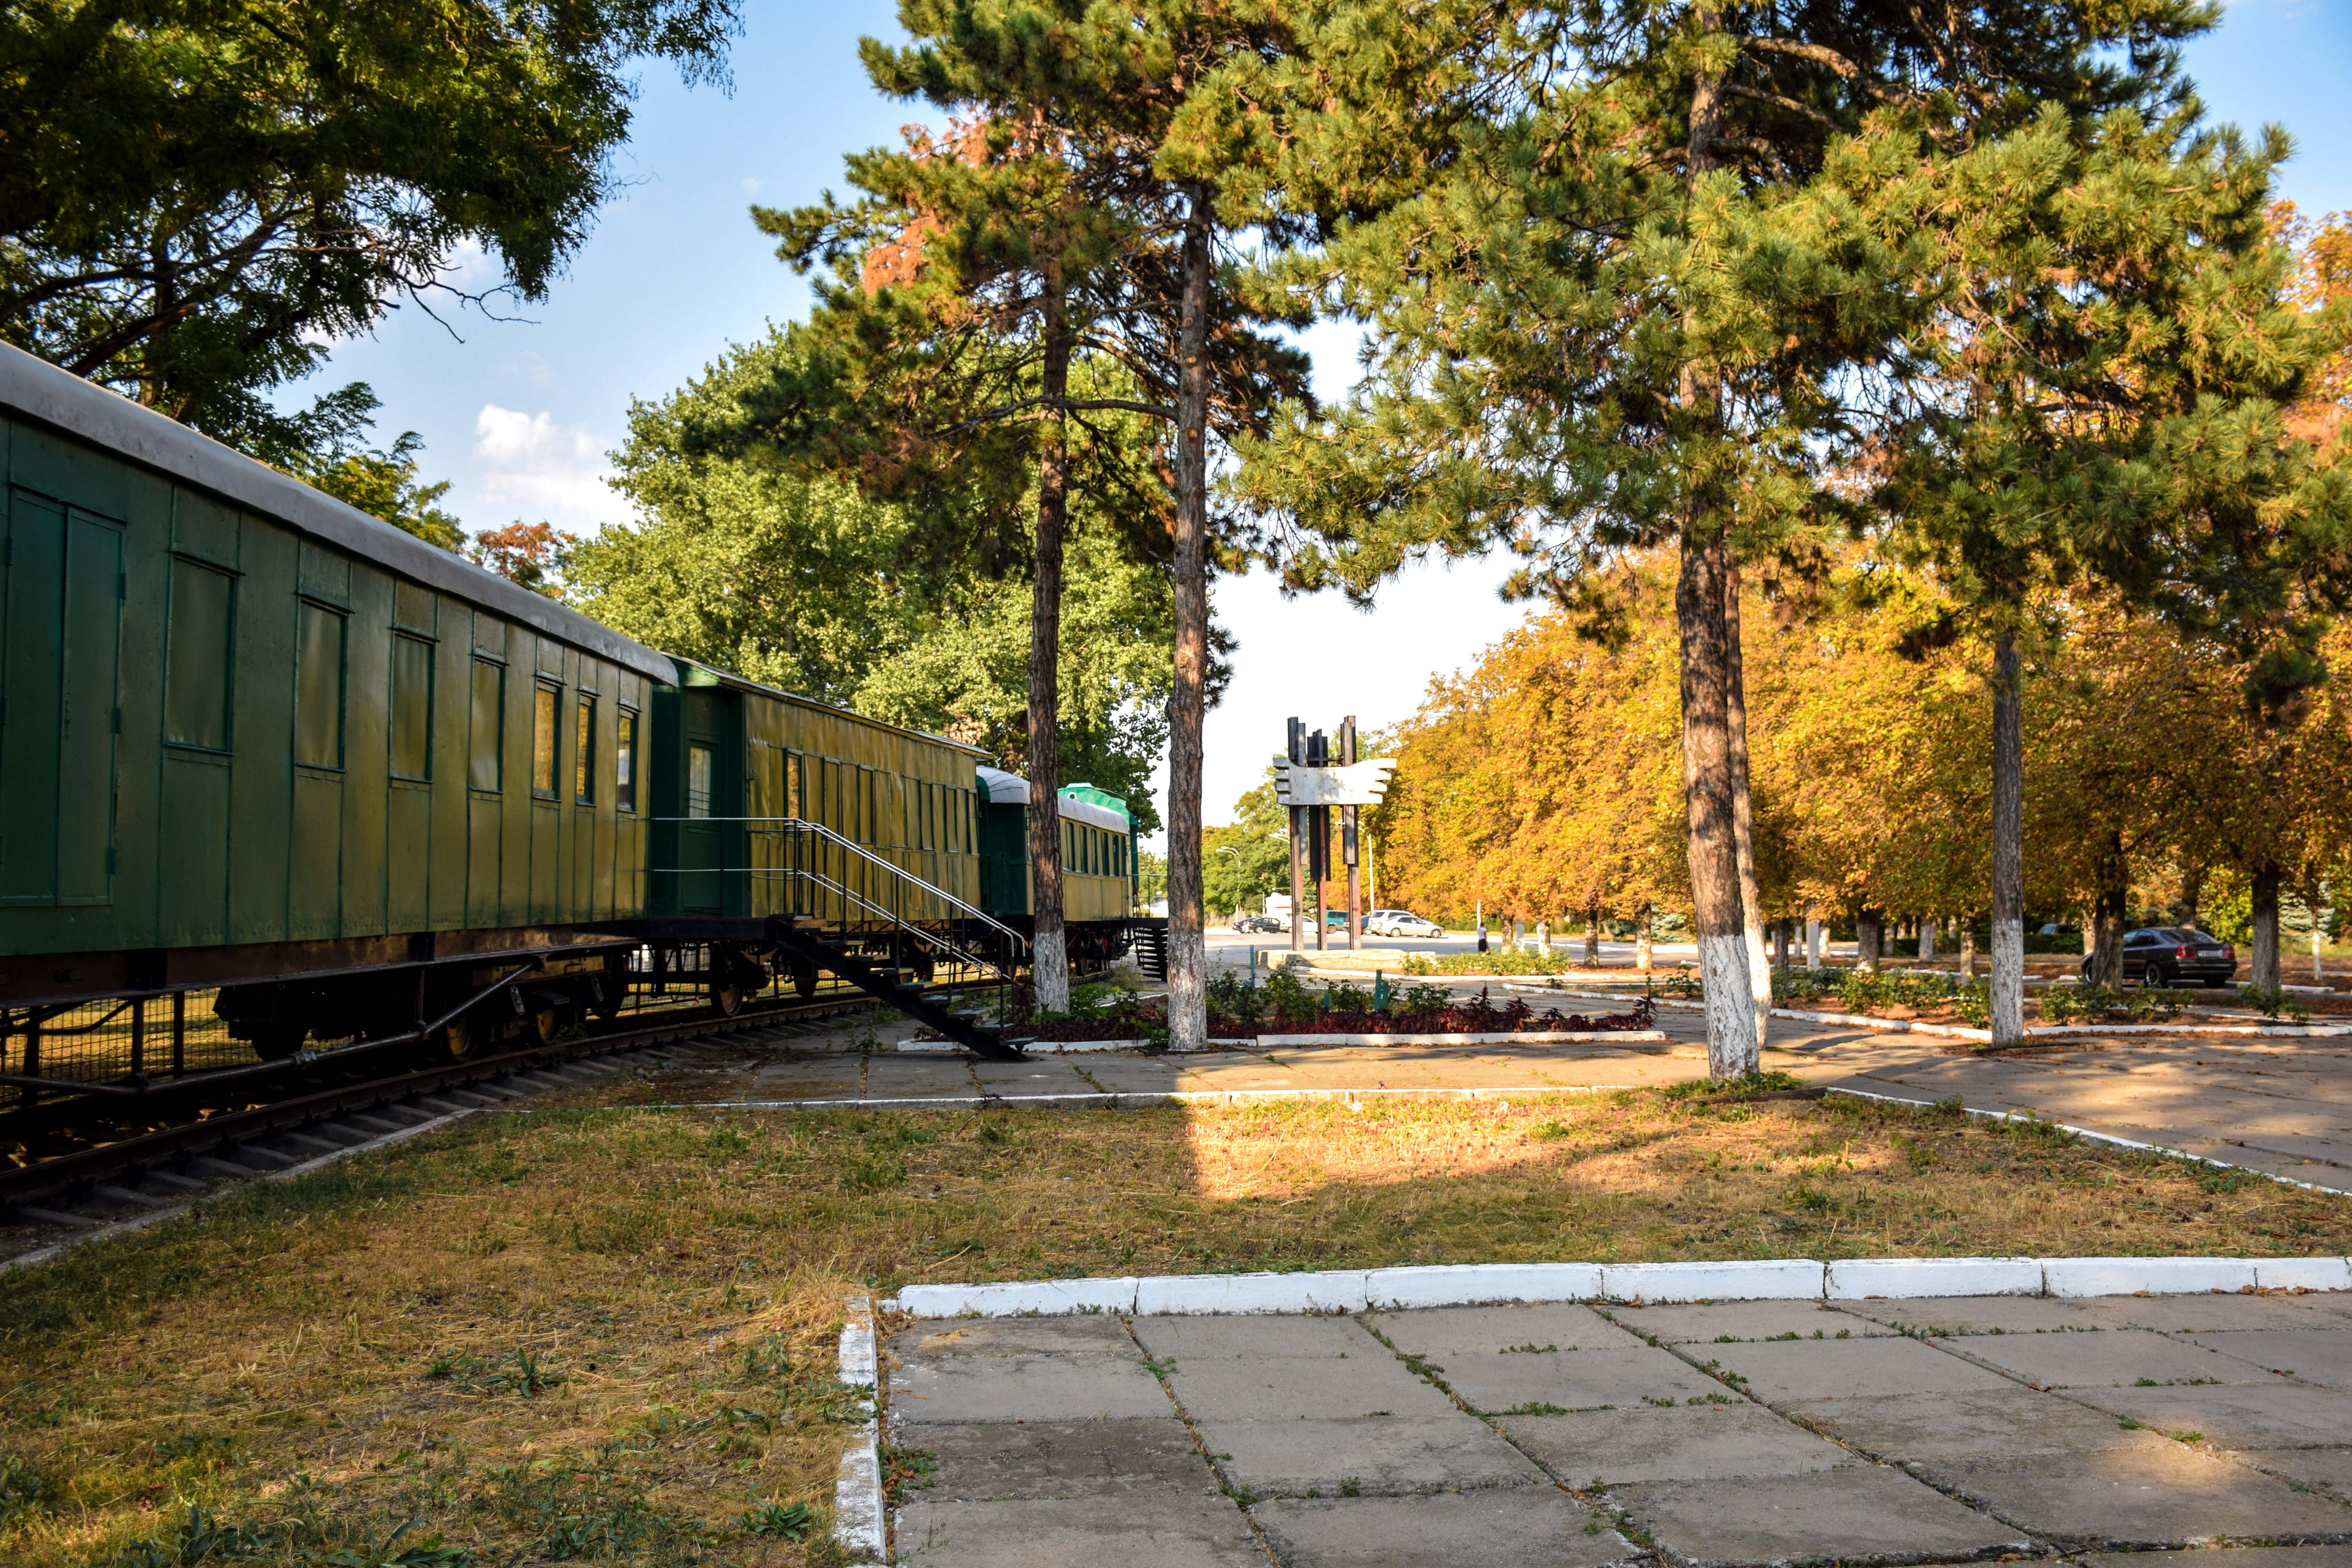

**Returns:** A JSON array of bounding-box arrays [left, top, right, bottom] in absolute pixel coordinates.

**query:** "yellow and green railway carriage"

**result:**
[[0, 344, 1149, 1085]]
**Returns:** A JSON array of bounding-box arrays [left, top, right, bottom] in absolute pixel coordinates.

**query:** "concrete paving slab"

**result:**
[[1367, 1304, 1641, 1357], [2073, 1379, 2352, 1448], [1424, 1346, 1726, 1415], [913, 1418, 1221, 1501], [1499, 1402, 1857, 1485], [2066, 1292, 2350, 1331], [1951, 1327, 2279, 1388], [1199, 1413, 1544, 1497], [1788, 1387, 2173, 1461], [1932, 1445, 2352, 1548], [898, 1316, 1145, 1361], [1606, 1301, 1895, 1344], [1161, 1351, 1456, 1421], [2185, 1328, 2352, 1388], [891, 1354, 1174, 1424], [1250, 1489, 1636, 1567], [2241, 1446, 2352, 1497], [1132, 1314, 1384, 1362], [1698, 1336, 2018, 1403], [1611, 1464, 2028, 1565], [894, 1492, 1263, 1566], [1837, 1294, 2099, 1335], [2079, 1550, 2352, 1568]]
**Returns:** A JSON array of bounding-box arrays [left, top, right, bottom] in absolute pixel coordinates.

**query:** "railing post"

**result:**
[[130, 997, 146, 1085], [172, 989, 186, 1078], [24, 1013, 39, 1111]]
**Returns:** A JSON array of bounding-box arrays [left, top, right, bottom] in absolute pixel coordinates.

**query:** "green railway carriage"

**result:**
[[646, 659, 988, 926], [973, 766, 1141, 963], [0, 344, 672, 1054], [0, 340, 1152, 1085]]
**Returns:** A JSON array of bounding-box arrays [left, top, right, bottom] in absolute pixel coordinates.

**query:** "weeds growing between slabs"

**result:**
[[2, 1088, 2347, 1564]]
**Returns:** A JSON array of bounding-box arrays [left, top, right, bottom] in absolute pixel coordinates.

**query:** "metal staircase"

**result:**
[[661, 817, 1034, 1059]]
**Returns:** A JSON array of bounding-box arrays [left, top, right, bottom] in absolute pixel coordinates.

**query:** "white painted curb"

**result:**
[[1367, 1262, 1606, 1308], [1825, 1084, 2352, 1199], [1827, 1256, 2043, 1299], [833, 1295, 886, 1563], [1134, 1269, 1370, 1315], [890, 1255, 2352, 1318], [898, 1038, 1252, 1054], [2043, 1256, 2260, 1297], [898, 1275, 1140, 1317], [1602, 1259, 1826, 1302], [1255, 1030, 1670, 1047]]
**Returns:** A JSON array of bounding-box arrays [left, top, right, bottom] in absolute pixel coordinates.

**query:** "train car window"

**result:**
[[532, 684, 559, 797], [165, 558, 234, 750], [574, 694, 596, 804], [858, 767, 875, 842], [688, 745, 714, 818], [784, 753, 800, 819], [468, 660, 503, 791], [293, 602, 346, 769], [616, 710, 637, 812], [390, 633, 434, 780]]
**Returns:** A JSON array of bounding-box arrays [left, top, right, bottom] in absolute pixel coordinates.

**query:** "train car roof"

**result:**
[[973, 766, 1132, 832], [0, 343, 678, 684], [673, 657, 990, 759]]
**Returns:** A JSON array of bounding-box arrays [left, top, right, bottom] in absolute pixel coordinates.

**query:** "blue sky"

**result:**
[[281, 0, 2352, 832]]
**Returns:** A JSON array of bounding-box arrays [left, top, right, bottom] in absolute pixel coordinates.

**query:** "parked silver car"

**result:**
[[1365, 909, 1445, 938]]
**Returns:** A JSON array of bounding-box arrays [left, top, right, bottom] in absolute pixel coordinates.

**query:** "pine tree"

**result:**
[[1866, 96, 2352, 1030], [1236, 0, 2224, 1075], [739, 0, 1311, 1040]]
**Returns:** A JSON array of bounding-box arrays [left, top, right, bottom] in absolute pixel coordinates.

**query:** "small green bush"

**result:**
[[2238, 984, 2311, 1022], [2041, 984, 2193, 1024]]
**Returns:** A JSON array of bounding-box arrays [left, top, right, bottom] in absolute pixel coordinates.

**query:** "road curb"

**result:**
[[833, 1294, 885, 1563], [1825, 1083, 2352, 1198], [885, 1254, 2352, 1319]]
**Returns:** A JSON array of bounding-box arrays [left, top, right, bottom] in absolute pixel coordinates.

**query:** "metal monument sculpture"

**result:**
[[1273, 717, 1397, 953]]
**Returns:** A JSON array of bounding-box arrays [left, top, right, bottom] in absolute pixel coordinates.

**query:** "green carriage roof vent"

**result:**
[[1058, 783, 1131, 826]]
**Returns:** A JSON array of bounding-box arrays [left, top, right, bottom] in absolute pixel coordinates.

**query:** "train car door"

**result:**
[[676, 686, 740, 915], [2, 491, 123, 906]]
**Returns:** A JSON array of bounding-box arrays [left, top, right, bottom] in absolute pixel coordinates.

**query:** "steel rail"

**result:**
[[0, 988, 885, 1213]]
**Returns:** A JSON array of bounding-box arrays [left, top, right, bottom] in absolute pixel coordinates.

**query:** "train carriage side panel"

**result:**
[[0, 343, 675, 1011]]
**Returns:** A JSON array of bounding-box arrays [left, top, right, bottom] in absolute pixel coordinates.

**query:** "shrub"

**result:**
[[2041, 984, 2194, 1025], [2238, 984, 2311, 1022]]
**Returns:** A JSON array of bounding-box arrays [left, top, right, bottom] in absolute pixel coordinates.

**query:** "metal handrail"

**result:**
[[779, 864, 1012, 979], [650, 816, 1028, 951]]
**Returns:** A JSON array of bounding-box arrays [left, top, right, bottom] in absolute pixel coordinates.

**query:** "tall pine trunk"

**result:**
[[1723, 560, 1769, 1051], [1164, 189, 1213, 1052], [1675, 3, 1755, 1079], [2252, 861, 2282, 991], [1679, 527, 1758, 1077], [1989, 632, 2025, 1043], [1026, 261, 1073, 1012]]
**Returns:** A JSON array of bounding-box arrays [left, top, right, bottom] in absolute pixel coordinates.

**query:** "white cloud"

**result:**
[[742, 176, 762, 194], [471, 405, 615, 526]]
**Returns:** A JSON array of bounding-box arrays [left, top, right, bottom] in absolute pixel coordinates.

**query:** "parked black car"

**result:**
[[1232, 914, 1283, 934], [2080, 927, 2238, 987]]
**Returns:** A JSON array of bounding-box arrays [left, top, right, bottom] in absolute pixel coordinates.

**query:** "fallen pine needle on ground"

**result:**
[[1, 1078, 2345, 1564]]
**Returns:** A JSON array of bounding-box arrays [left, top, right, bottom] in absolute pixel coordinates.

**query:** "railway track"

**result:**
[[0, 988, 893, 1251]]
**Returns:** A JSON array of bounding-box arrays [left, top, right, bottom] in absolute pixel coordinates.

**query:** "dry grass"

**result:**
[[2, 1086, 2348, 1564]]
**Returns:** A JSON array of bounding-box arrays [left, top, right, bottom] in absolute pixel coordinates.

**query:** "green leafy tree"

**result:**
[[1204, 774, 1293, 917], [1238, 0, 2224, 1074], [572, 331, 1174, 828], [2, 0, 737, 455]]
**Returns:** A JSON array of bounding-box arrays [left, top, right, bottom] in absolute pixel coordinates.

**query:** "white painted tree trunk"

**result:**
[[1806, 905, 1822, 967]]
